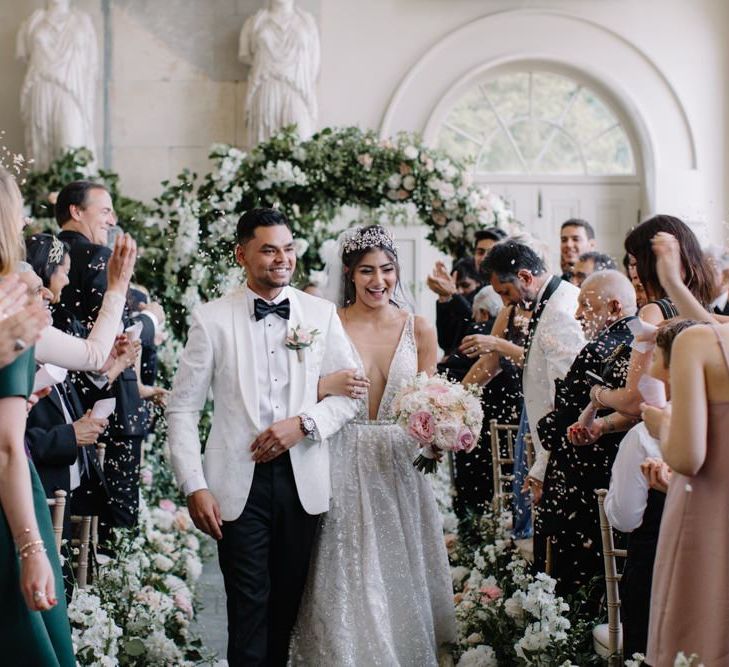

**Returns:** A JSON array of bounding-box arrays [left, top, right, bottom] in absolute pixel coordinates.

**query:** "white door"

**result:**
[[491, 179, 642, 271]]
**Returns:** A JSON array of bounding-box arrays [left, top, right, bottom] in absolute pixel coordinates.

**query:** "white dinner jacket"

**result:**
[[166, 287, 359, 520], [523, 278, 585, 481]]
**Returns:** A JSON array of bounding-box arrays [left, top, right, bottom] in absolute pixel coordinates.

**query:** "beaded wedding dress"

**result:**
[[291, 315, 456, 666]]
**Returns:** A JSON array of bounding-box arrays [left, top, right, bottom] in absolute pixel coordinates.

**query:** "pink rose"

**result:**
[[159, 499, 177, 513], [480, 585, 502, 604], [425, 383, 449, 395], [174, 509, 192, 531], [458, 428, 477, 453], [174, 592, 193, 618], [408, 411, 435, 444], [141, 468, 153, 486], [434, 421, 460, 449]]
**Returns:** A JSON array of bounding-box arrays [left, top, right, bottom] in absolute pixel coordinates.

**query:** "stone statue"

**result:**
[[239, 0, 320, 146], [17, 0, 98, 170]]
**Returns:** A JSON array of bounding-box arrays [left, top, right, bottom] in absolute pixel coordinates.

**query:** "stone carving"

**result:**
[[17, 0, 98, 170], [239, 0, 320, 146]]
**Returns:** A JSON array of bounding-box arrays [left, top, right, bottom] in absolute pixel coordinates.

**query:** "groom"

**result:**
[[167, 208, 359, 666]]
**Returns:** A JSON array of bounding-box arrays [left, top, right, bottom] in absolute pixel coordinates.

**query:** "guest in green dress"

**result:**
[[0, 166, 75, 665]]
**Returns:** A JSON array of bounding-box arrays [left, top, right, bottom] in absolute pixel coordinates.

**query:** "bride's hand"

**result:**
[[318, 369, 370, 400]]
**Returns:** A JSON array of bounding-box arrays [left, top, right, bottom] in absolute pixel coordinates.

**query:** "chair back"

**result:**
[[91, 442, 106, 554], [524, 433, 535, 469], [69, 515, 92, 588], [46, 489, 66, 554], [489, 419, 519, 514], [595, 488, 627, 666]]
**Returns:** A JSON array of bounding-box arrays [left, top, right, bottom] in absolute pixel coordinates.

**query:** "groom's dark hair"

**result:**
[[236, 207, 292, 243]]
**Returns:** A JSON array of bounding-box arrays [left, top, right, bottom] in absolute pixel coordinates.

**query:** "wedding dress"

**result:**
[[291, 314, 456, 666]]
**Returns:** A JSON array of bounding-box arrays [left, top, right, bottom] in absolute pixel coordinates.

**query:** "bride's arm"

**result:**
[[414, 315, 437, 376]]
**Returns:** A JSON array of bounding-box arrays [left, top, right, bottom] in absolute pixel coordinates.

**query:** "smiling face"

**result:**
[[49, 253, 70, 304], [235, 223, 296, 298], [70, 188, 116, 246], [348, 248, 398, 309], [560, 225, 594, 269]]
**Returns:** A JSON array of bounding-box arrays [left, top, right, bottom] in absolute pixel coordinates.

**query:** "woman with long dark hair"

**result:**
[[292, 225, 456, 665]]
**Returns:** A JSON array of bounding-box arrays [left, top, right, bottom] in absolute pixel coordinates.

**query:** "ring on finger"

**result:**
[[32, 590, 45, 600]]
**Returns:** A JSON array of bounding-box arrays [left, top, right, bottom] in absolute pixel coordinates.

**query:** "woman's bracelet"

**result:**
[[18, 539, 44, 554], [593, 385, 608, 409], [19, 545, 46, 560]]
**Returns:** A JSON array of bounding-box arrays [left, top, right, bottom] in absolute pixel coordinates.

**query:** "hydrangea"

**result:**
[[457, 644, 498, 667]]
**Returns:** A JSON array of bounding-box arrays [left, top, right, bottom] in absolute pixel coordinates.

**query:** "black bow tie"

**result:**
[[254, 297, 290, 321]]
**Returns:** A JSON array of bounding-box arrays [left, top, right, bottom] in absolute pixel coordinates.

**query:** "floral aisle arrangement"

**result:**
[[67, 435, 215, 666], [448, 509, 601, 666], [392, 373, 483, 473]]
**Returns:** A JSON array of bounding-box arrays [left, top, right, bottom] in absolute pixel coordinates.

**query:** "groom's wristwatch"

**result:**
[[299, 413, 316, 437]]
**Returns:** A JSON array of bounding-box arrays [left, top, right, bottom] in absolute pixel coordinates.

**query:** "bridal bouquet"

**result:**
[[392, 373, 483, 473]]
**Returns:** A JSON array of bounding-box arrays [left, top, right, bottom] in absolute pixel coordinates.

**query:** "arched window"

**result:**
[[436, 70, 635, 176]]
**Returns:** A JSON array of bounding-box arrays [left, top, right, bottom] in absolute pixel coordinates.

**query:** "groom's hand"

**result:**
[[187, 490, 223, 540], [251, 417, 304, 463]]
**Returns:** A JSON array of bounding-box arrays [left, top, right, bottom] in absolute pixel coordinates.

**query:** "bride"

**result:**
[[291, 225, 456, 665]]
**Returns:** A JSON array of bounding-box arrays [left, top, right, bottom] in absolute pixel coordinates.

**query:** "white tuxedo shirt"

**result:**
[[523, 277, 585, 481], [166, 286, 359, 520]]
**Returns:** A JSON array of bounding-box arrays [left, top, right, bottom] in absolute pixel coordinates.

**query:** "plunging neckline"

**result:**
[[343, 313, 411, 420]]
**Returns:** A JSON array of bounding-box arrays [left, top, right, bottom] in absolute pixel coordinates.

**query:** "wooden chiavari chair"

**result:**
[[593, 488, 625, 666]]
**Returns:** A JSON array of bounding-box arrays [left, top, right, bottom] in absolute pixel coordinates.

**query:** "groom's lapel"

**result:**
[[287, 292, 308, 414], [232, 290, 261, 431]]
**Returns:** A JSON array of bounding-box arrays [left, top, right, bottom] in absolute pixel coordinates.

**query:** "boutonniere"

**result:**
[[285, 325, 320, 362]]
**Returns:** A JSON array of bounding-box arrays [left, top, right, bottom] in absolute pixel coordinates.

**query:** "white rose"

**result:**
[[504, 596, 524, 620], [403, 145, 419, 160], [387, 173, 402, 190], [446, 220, 464, 238], [293, 238, 309, 257], [402, 175, 416, 191]]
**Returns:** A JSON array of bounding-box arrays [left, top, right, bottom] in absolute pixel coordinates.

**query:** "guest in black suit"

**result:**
[[52, 181, 152, 533], [429, 257, 483, 357], [536, 270, 636, 600], [25, 379, 109, 526]]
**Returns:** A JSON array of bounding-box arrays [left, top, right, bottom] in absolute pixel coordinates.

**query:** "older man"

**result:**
[[535, 270, 636, 597]]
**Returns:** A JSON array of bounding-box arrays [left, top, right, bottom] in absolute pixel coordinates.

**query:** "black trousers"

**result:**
[[218, 452, 320, 667]]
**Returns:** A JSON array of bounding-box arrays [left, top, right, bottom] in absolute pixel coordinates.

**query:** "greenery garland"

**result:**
[[21, 128, 513, 354]]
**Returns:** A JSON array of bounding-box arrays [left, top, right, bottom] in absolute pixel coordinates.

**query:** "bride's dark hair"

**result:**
[[341, 225, 401, 306]]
